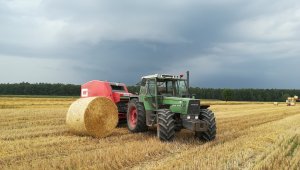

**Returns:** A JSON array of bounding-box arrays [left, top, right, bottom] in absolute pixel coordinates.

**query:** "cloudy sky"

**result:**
[[0, 0, 299, 88]]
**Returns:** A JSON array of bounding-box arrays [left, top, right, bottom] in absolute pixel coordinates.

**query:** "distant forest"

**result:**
[[0, 82, 299, 102], [0, 83, 80, 96]]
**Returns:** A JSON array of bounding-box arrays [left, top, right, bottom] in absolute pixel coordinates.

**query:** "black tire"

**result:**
[[127, 98, 147, 132], [157, 110, 175, 141], [195, 109, 216, 141]]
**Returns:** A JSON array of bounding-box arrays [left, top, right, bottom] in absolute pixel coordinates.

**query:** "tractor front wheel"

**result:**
[[157, 110, 175, 141], [127, 98, 147, 132], [195, 109, 216, 141]]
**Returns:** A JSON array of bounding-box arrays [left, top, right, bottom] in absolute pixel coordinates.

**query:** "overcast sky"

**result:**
[[0, 0, 299, 88]]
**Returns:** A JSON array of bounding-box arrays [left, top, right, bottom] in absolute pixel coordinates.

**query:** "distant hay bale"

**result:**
[[66, 97, 118, 138], [273, 102, 278, 106]]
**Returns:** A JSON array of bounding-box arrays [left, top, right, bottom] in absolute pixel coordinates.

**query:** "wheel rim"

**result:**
[[129, 106, 137, 127]]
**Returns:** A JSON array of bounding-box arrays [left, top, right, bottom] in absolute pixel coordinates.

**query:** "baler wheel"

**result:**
[[127, 98, 147, 132]]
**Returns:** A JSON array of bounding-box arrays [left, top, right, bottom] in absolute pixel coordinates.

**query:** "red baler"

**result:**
[[81, 80, 132, 120]]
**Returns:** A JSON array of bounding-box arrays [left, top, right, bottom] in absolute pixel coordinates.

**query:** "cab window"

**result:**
[[146, 79, 156, 95], [157, 80, 174, 96]]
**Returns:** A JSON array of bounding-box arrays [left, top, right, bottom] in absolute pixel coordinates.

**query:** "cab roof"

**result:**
[[142, 74, 185, 80]]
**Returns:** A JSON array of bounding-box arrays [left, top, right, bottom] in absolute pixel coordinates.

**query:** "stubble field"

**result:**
[[0, 97, 299, 170]]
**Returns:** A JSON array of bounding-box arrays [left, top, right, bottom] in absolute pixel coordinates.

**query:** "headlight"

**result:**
[[187, 115, 191, 119], [195, 116, 199, 119]]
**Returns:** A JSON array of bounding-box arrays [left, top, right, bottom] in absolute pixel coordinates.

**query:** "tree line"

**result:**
[[0, 82, 80, 96], [189, 88, 300, 102], [0, 83, 299, 101], [128, 86, 300, 102]]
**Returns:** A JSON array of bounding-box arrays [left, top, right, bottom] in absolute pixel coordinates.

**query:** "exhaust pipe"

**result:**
[[186, 71, 190, 95]]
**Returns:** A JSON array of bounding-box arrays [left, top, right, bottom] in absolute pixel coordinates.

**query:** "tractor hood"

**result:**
[[160, 97, 200, 115]]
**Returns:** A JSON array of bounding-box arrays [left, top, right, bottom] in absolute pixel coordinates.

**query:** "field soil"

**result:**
[[0, 97, 299, 169]]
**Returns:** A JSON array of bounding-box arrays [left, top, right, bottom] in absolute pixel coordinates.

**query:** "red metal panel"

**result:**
[[112, 92, 121, 103], [119, 83, 129, 93], [81, 80, 114, 102], [81, 80, 133, 121]]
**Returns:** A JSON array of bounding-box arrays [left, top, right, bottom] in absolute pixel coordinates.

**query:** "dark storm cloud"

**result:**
[[0, 0, 299, 88]]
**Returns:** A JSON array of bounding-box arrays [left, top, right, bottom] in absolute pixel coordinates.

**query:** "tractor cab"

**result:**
[[140, 74, 189, 98]]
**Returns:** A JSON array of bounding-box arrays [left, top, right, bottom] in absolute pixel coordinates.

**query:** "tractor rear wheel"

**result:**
[[157, 110, 175, 141], [127, 98, 147, 132], [195, 109, 216, 141]]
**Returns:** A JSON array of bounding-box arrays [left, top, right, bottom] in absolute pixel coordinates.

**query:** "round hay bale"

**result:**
[[294, 96, 298, 100], [66, 97, 118, 138]]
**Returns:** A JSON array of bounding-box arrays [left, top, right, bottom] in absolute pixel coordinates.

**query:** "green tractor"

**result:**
[[126, 72, 216, 141]]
